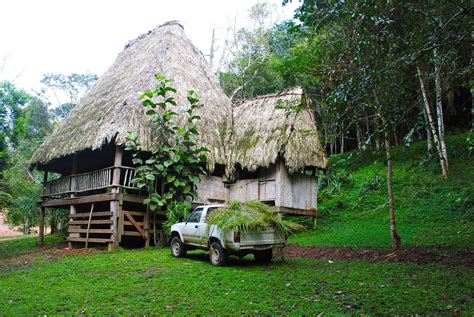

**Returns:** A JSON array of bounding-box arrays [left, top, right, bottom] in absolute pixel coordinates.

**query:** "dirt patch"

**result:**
[[0, 246, 102, 272], [0, 212, 22, 237], [141, 267, 167, 277], [284, 245, 474, 268]]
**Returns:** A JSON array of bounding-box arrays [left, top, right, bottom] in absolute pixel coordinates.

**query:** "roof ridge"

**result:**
[[124, 20, 184, 49], [232, 87, 302, 107]]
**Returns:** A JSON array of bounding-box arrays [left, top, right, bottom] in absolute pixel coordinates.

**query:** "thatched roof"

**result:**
[[30, 21, 232, 172], [31, 22, 327, 176], [230, 89, 328, 173]]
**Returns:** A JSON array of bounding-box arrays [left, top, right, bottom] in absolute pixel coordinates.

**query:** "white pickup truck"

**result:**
[[169, 204, 286, 266]]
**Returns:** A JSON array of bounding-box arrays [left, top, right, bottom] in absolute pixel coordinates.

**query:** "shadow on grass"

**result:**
[[178, 249, 288, 268]]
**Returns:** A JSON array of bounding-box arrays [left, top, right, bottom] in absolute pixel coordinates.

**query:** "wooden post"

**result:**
[[109, 145, 123, 250], [68, 155, 78, 249], [39, 207, 45, 246], [38, 171, 48, 247], [144, 205, 150, 247]]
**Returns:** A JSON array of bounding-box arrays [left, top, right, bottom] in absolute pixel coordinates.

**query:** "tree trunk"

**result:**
[[433, 47, 448, 172], [340, 122, 345, 153], [23, 216, 30, 234], [356, 122, 362, 150], [364, 113, 371, 148], [374, 117, 381, 150], [373, 90, 401, 251], [422, 104, 433, 152], [384, 127, 401, 250], [417, 65, 448, 178]]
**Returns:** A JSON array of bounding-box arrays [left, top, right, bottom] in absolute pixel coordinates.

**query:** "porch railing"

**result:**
[[42, 166, 136, 197]]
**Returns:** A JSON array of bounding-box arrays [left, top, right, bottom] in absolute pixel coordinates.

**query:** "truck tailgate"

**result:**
[[240, 227, 285, 247]]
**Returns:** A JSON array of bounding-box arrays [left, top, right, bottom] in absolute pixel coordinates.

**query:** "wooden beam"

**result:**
[[41, 193, 119, 208], [68, 227, 113, 234], [273, 206, 318, 216], [122, 231, 143, 237], [69, 219, 113, 225], [120, 194, 146, 204], [69, 211, 112, 218], [67, 237, 112, 243]]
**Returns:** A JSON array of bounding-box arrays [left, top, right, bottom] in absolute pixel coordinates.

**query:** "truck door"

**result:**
[[181, 208, 203, 244], [196, 207, 217, 246]]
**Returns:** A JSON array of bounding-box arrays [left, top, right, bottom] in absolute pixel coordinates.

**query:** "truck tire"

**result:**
[[254, 249, 273, 263], [209, 241, 227, 266], [170, 236, 187, 258]]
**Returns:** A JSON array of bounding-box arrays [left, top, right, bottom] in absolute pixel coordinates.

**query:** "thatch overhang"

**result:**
[[31, 22, 327, 178], [230, 89, 328, 174], [30, 21, 232, 173]]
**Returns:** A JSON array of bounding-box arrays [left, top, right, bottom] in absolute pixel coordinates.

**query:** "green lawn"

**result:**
[[290, 133, 474, 251], [0, 240, 472, 315]]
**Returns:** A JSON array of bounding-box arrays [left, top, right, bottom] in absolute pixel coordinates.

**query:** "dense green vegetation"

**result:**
[[0, 74, 97, 232], [0, 242, 472, 315], [291, 133, 473, 251]]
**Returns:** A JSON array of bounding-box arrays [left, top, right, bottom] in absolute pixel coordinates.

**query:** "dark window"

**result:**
[[187, 208, 203, 223]]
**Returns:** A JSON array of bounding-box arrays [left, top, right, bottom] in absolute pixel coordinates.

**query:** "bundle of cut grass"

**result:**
[[207, 201, 305, 237]]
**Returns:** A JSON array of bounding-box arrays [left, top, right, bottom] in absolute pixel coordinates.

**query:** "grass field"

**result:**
[[0, 236, 472, 315], [1, 133, 473, 315]]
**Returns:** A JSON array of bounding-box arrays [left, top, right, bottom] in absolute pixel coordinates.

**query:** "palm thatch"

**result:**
[[31, 22, 327, 177], [230, 89, 328, 173], [30, 21, 232, 172], [207, 201, 305, 237]]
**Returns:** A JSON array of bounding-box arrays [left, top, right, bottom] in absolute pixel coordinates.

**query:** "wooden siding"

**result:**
[[276, 161, 317, 211]]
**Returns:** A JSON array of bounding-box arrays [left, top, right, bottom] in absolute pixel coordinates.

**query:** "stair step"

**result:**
[[67, 237, 112, 243], [69, 211, 112, 218], [69, 219, 113, 225], [68, 227, 113, 234]]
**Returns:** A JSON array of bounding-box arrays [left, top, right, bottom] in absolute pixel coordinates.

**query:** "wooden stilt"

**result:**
[[144, 205, 150, 248], [68, 155, 78, 249], [38, 207, 45, 247], [39, 171, 48, 247], [109, 145, 123, 250]]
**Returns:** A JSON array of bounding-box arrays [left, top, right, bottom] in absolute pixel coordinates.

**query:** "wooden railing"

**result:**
[[42, 166, 136, 197]]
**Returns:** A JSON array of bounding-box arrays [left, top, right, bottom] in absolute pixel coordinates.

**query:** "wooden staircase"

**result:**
[[67, 204, 114, 245]]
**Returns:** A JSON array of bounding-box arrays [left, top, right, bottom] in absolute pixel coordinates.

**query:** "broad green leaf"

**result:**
[[145, 174, 156, 181]]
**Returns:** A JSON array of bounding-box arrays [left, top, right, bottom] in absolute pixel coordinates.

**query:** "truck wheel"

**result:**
[[254, 249, 273, 263], [170, 236, 187, 258], [209, 241, 227, 266]]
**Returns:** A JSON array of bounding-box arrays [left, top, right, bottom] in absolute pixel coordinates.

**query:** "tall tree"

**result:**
[[41, 73, 98, 121], [0, 81, 30, 174]]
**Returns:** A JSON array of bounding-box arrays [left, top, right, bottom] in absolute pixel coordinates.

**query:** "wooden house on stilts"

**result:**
[[30, 22, 328, 249]]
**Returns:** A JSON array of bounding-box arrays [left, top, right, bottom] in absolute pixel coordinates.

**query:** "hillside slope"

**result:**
[[290, 133, 474, 251]]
